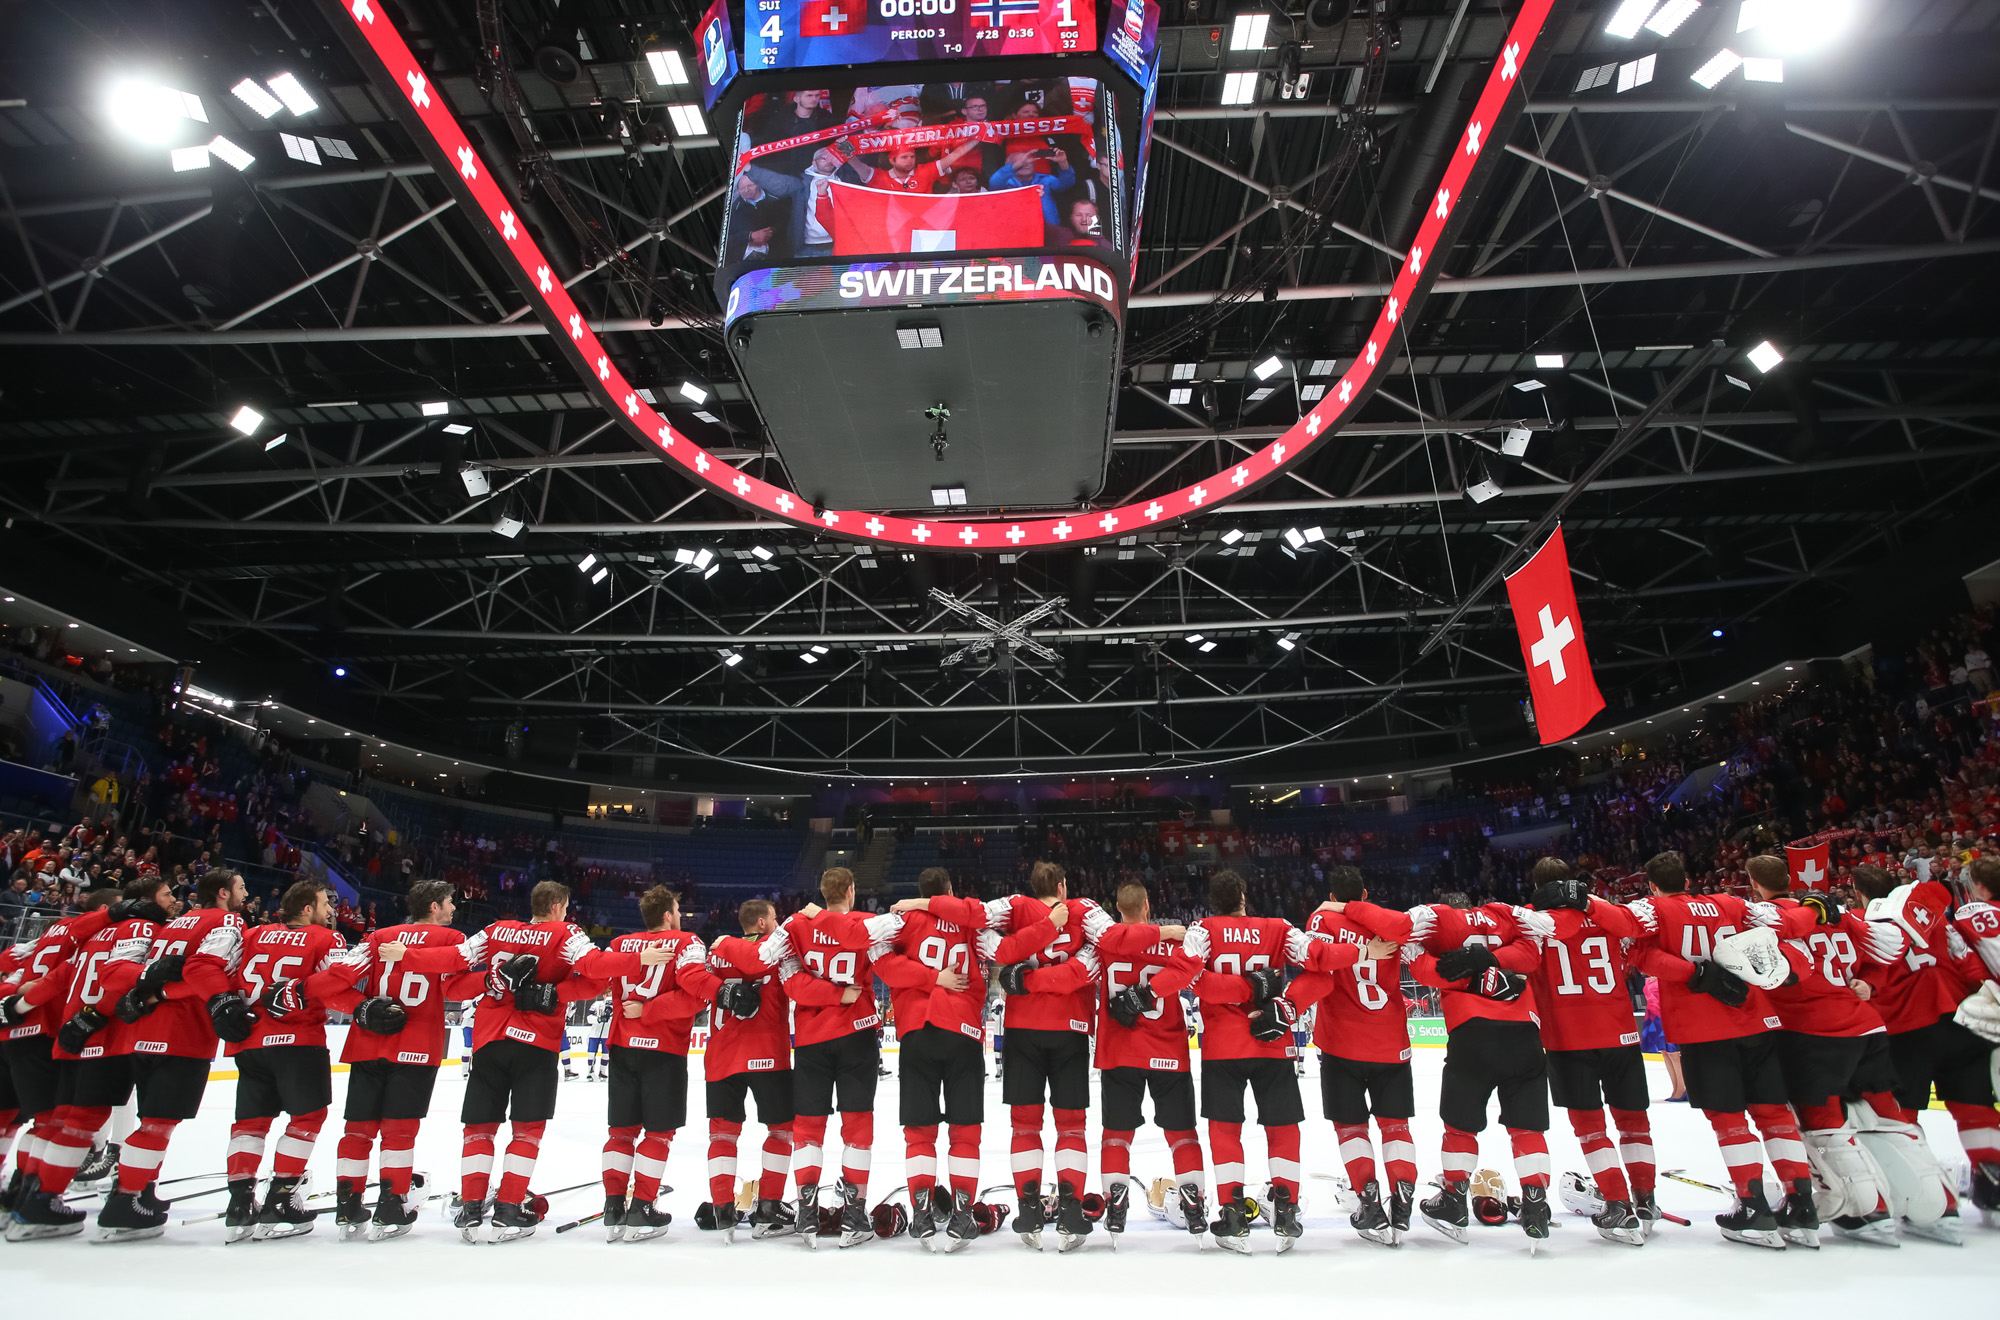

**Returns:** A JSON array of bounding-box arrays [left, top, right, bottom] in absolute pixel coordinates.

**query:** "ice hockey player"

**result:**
[[1625, 850, 1818, 1250], [443, 880, 678, 1242], [95, 869, 249, 1241], [1335, 888, 1557, 1251], [884, 869, 1057, 1249], [1299, 866, 1419, 1245], [1849, 863, 1994, 1240], [677, 898, 800, 1241], [981, 861, 1106, 1249], [759, 867, 904, 1248], [221, 879, 345, 1242], [1520, 859, 1658, 1246], [1152, 869, 1363, 1254], [585, 996, 610, 1081], [0, 885, 117, 1240], [1945, 856, 2000, 1219]]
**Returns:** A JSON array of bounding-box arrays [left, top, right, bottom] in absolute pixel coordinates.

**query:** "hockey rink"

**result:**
[[4, 1041, 1995, 1316]]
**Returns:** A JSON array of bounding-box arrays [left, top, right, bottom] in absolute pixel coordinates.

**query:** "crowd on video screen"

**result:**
[[722, 76, 1119, 269]]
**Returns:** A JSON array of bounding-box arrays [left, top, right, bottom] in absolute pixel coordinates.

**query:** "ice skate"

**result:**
[[1054, 1180, 1093, 1252], [940, 1188, 978, 1253], [1899, 1207, 1962, 1245], [334, 1186, 369, 1242], [1831, 1210, 1899, 1246], [95, 1187, 168, 1243], [1102, 1181, 1129, 1249], [711, 1200, 740, 1243], [1389, 1180, 1415, 1242], [1269, 1185, 1302, 1254], [488, 1197, 539, 1243], [835, 1179, 870, 1248], [749, 1197, 796, 1239], [602, 1194, 627, 1242], [798, 1184, 821, 1249], [1774, 1177, 1820, 1249], [1519, 1184, 1551, 1253], [73, 1142, 118, 1191], [1013, 1180, 1046, 1250], [1351, 1178, 1395, 1246], [1210, 1193, 1253, 1254], [454, 1195, 489, 1244], [1633, 1188, 1662, 1237], [1591, 1198, 1645, 1246], [1421, 1178, 1470, 1244], [622, 1199, 672, 1242], [1717, 1181, 1786, 1250], [1176, 1182, 1209, 1240], [909, 1188, 943, 1249], [255, 1176, 316, 1240], [5, 1177, 88, 1242], [370, 1184, 420, 1242], [223, 1179, 260, 1244]]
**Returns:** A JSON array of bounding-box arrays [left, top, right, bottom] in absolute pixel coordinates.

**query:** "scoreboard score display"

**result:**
[[744, 0, 1101, 69]]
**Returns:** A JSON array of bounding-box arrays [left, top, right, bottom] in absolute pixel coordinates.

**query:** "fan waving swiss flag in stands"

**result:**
[[1786, 840, 1832, 892], [1504, 527, 1605, 745]]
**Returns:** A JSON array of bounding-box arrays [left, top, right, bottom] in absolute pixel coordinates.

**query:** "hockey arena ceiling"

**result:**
[[1, 0, 1998, 790]]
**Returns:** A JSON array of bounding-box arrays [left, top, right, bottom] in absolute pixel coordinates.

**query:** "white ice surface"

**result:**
[[4, 1039, 1996, 1319]]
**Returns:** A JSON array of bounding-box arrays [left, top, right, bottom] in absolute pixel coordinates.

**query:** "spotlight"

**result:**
[[1533, 353, 1566, 369], [720, 649, 743, 667], [694, 549, 714, 571], [1185, 633, 1204, 644], [1229, 12, 1269, 49], [1742, 58, 1783, 83], [666, 104, 705, 136], [208, 136, 255, 171], [264, 433, 289, 452], [1198, 641, 1217, 653], [591, 567, 610, 585], [266, 73, 318, 116], [334, 666, 347, 677], [231, 78, 285, 118], [1711, 628, 1725, 638], [1302, 526, 1324, 543], [1220, 529, 1245, 545], [751, 546, 773, 561], [230, 405, 264, 434], [1171, 363, 1198, 380], [679, 380, 709, 405], [1738, 0, 1852, 52], [1283, 528, 1306, 549], [1747, 340, 1784, 373], [646, 50, 690, 86], [106, 80, 206, 144], [1645, 0, 1701, 36], [420, 401, 450, 416], [577, 554, 599, 574], [442, 423, 473, 436], [1465, 458, 1502, 504], [1219, 71, 1258, 106], [170, 146, 210, 172], [1690, 49, 1743, 89], [1604, 0, 1658, 39], [1168, 387, 1193, 405], [460, 467, 490, 496], [1512, 378, 1546, 393], [1502, 427, 1533, 458], [493, 514, 525, 538], [1252, 356, 1284, 381], [1277, 632, 1300, 651]]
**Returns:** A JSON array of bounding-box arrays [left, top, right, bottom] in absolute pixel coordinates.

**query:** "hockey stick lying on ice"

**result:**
[[69, 1170, 228, 1205], [557, 1212, 607, 1234], [180, 1191, 447, 1225], [1661, 1169, 1732, 1196]]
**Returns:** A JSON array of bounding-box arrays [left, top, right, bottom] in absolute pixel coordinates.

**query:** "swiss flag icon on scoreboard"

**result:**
[[801, 0, 865, 37], [1786, 841, 1832, 892], [1504, 526, 1605, 745]]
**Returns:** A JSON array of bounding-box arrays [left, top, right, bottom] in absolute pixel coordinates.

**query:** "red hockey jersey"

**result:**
[[307, 922, 470, 1067], [983, 894, 1108, 1035], [606, 929, 706, 1055], [132, 906, 244, 1060], [1766, 900, 1901, 1037], [1089, 921, 1192, 1072], [52, 917, 150, 1061], [1954, 899, 2000, 983], [230, 922, 345, 1054], [455, 918, 654, 1052], [880, 896, 1057, 1044], [1626, 893, 1814, 1044], [2, 907, 113, 1041], [1530, 898, 1645, 1052], [1301, 907, 1411, 1063], [768, 909, 900, 1047], [688, 933, 792, 1079], [1342, 901, 1548, 1031], [1155, 915, 1358, 1060]]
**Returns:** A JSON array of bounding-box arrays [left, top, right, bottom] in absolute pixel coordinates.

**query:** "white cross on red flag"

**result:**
[[1504, 526, 1604, 745], [1785, 841, 1832, 892]]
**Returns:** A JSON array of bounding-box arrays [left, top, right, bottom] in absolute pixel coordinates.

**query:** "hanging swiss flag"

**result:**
[[829, 182, 1044, 256], [1786, 841, 1832, 892], [1504, 527, 1605, 745]]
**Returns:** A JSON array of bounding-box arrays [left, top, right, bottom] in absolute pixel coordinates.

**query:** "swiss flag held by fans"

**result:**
[[1158, 822, 1185, 856], [1504, 527, 1605, 745], [1786, 841, 1832, 892], [829, 182, 1043, 256], [800, 0, 864, 37]]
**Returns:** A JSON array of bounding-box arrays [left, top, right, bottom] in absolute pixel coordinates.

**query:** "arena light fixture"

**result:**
[[1690, 48, 1743, 88], [678, 380, 709, 405], [750, 545, 774, 561], [1277, 632, 1300, 650], [1252, 355, 1284, 381], [1575, 62, 1616, 93], [577, 553, 599, 574], [170, 146, 210, 172], [1747, 340, 1784, 372], [720, 649, 743, 667], [420, 400, 450, 416], [231, 77, 285, 118], [1229, 13, 1270, 49], [1501, 426, 1533, 457], [1199, 641, 1217, 653], [1535, 354, 1566, 371], [1220, 529, 1245, 545], [1741, 57, 1783, 82], [666, 103, 705, 136], [460, 466, 490, 496], [267, 73, 318, 116], [896, 322, 943, 349], [1604, 0, 1659, 38], [106, 79, 207, 143], [442, 423, 473, 435], [1302, 526, 1324, 542], [931, 485, 968, 507], [230, 404, 264, 434], [1171, 363, 1198, 380], [1185, 633, 1204, 644], [1738, 0, 1852, 51], [1645, 0, 1701, 35], [1299, 384, 1325, 402], [590, 566, 610, 585], [646, 49, 690, 86], [208, 135, 254, 171], [263, 433, 288, 452], [812, 645, 829, 654], [1725, 373, 1752, 390], [1282, 528, 1307, 549], [492, 514, 525, 538], [1512, 378, 1546, 392], [1219, 71, 1258, 106], [800, 650, 819, 664], [1465, 458, 1502, 503]]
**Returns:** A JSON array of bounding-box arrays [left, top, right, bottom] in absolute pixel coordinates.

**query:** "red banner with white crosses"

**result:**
[[322, 0, 1557, 550]]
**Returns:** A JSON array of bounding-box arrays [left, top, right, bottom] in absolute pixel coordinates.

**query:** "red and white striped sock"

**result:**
[[0, 1110, 18, 1171], [837, 1110, 872, 1195], [759, 1124, 793, 1201], [904, 1123, 938, 1206], [946, 1124, 980, 1199], [1166, 1128, 1204, 1188], [1610, 1107, 1654, 1195], [602, 1124, 638, 1198], [1266, 1123, 1301, 1199], [1377, 1117, 1418, 1187], [272, 1108, 325, 1180], [1947, 1101, 2000, 1170], [708, 1118, 743, 1207], [379, 1118, 419, 1196], [118, 1117, 177, 1195], [633, 1129, 674, 1203], [1052, 1107, 1088, 1195], [226, 1117, 272, 1183], [1507, 1127, 1550, 1189], [461, 1122, 500, 1203], [792, 1115, 827, 1194], [337, 1120, 379, 1194], [1100, 1127, 1134, 1197], [23, 1112, 64, 1182], [1440, 1125, 1479, 1185], [1705, 1109, 1765, 1197], [1748, 1104, 1809, 1186], [36, 1105, 105, 1196], [1335, 1122, 1378, 1191], [1568, 1108, 1628, 1201], [495, 1120, 544, 1206], [1208, 1121, 1246, 1203], [1009, 1103, 1044, 1196]]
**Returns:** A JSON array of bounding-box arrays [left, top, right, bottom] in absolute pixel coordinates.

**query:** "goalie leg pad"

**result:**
[[1849, 1101, 1952, 1229], [1804, 1126, 1887, 1223]]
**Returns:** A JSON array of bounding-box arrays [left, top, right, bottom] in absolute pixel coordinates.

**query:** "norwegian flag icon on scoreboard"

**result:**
[[801, 0, 864, 38], [1124, 0, 1146, 39], [975, 0, 1041, 27]]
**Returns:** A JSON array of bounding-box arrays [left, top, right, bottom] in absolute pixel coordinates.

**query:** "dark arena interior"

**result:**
[[1, 0, 1999, 1303]]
